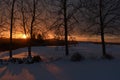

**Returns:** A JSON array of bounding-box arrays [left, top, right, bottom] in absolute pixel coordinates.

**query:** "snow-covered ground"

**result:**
[[0, 42, 120, 80]]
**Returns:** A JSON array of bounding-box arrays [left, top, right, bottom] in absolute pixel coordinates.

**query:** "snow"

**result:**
[[0, 42, 120, 80]]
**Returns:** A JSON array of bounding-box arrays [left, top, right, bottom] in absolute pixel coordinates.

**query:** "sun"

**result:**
[[22, 34, 27, 39]]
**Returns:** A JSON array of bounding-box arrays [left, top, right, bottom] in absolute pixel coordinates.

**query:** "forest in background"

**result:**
[[0, 0, 120, 59]]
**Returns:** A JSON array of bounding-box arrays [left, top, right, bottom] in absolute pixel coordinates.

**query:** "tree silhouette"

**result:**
[[77, 0, 120, 57], [9, 0, 16, 59], [45, 0, 82, 56]]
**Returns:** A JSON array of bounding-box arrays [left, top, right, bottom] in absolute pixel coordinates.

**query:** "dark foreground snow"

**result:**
[[0, 43, 120, 80]]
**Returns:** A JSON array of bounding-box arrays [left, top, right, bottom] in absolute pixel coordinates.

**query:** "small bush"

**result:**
[[25, 57, 34, 64], [32, 55, 42, 62], [17, 59, 24, 64], [102, 54, 114, 60], [8, 58, 17, 63], [8, 58, 24, 64], [70, 53, 84, 61]]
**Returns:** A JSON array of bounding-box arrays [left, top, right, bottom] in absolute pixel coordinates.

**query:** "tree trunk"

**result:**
[[99, 0, 106, 56], [28, 40, 32, 58], [28, 0, 36, 58], [64, 0, 69, 56], [9, 0, 15, 59]]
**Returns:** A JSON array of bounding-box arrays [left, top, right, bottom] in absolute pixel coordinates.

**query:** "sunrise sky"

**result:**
[[1, 30, 119, 43], [0, 0, 120, 43]]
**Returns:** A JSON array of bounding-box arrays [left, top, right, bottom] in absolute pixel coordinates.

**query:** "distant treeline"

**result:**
[[0, 38, 78, 52]]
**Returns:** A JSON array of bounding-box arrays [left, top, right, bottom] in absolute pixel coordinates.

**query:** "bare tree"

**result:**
[[16, 0, 47, 59], [17, 0, 31, 58], [64, 0, 69, 56], [45, 0, 82, 56], [77, 0, 120, 57], [99, 0, 106, 56], [17, 0, 28, 35], [26, 0, 45, 58], [9, 0, 16, 59], [23, 0, 37, 58]]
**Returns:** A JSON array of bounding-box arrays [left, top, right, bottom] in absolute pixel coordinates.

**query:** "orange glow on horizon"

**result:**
[[0, 31, 120, 43], [22, 34, 27, 39], [12, 33, 28, 39], [48, 34, 54, 39]]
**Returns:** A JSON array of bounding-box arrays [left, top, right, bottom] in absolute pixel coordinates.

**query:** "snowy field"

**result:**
[[0, 42, 120, 80]]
